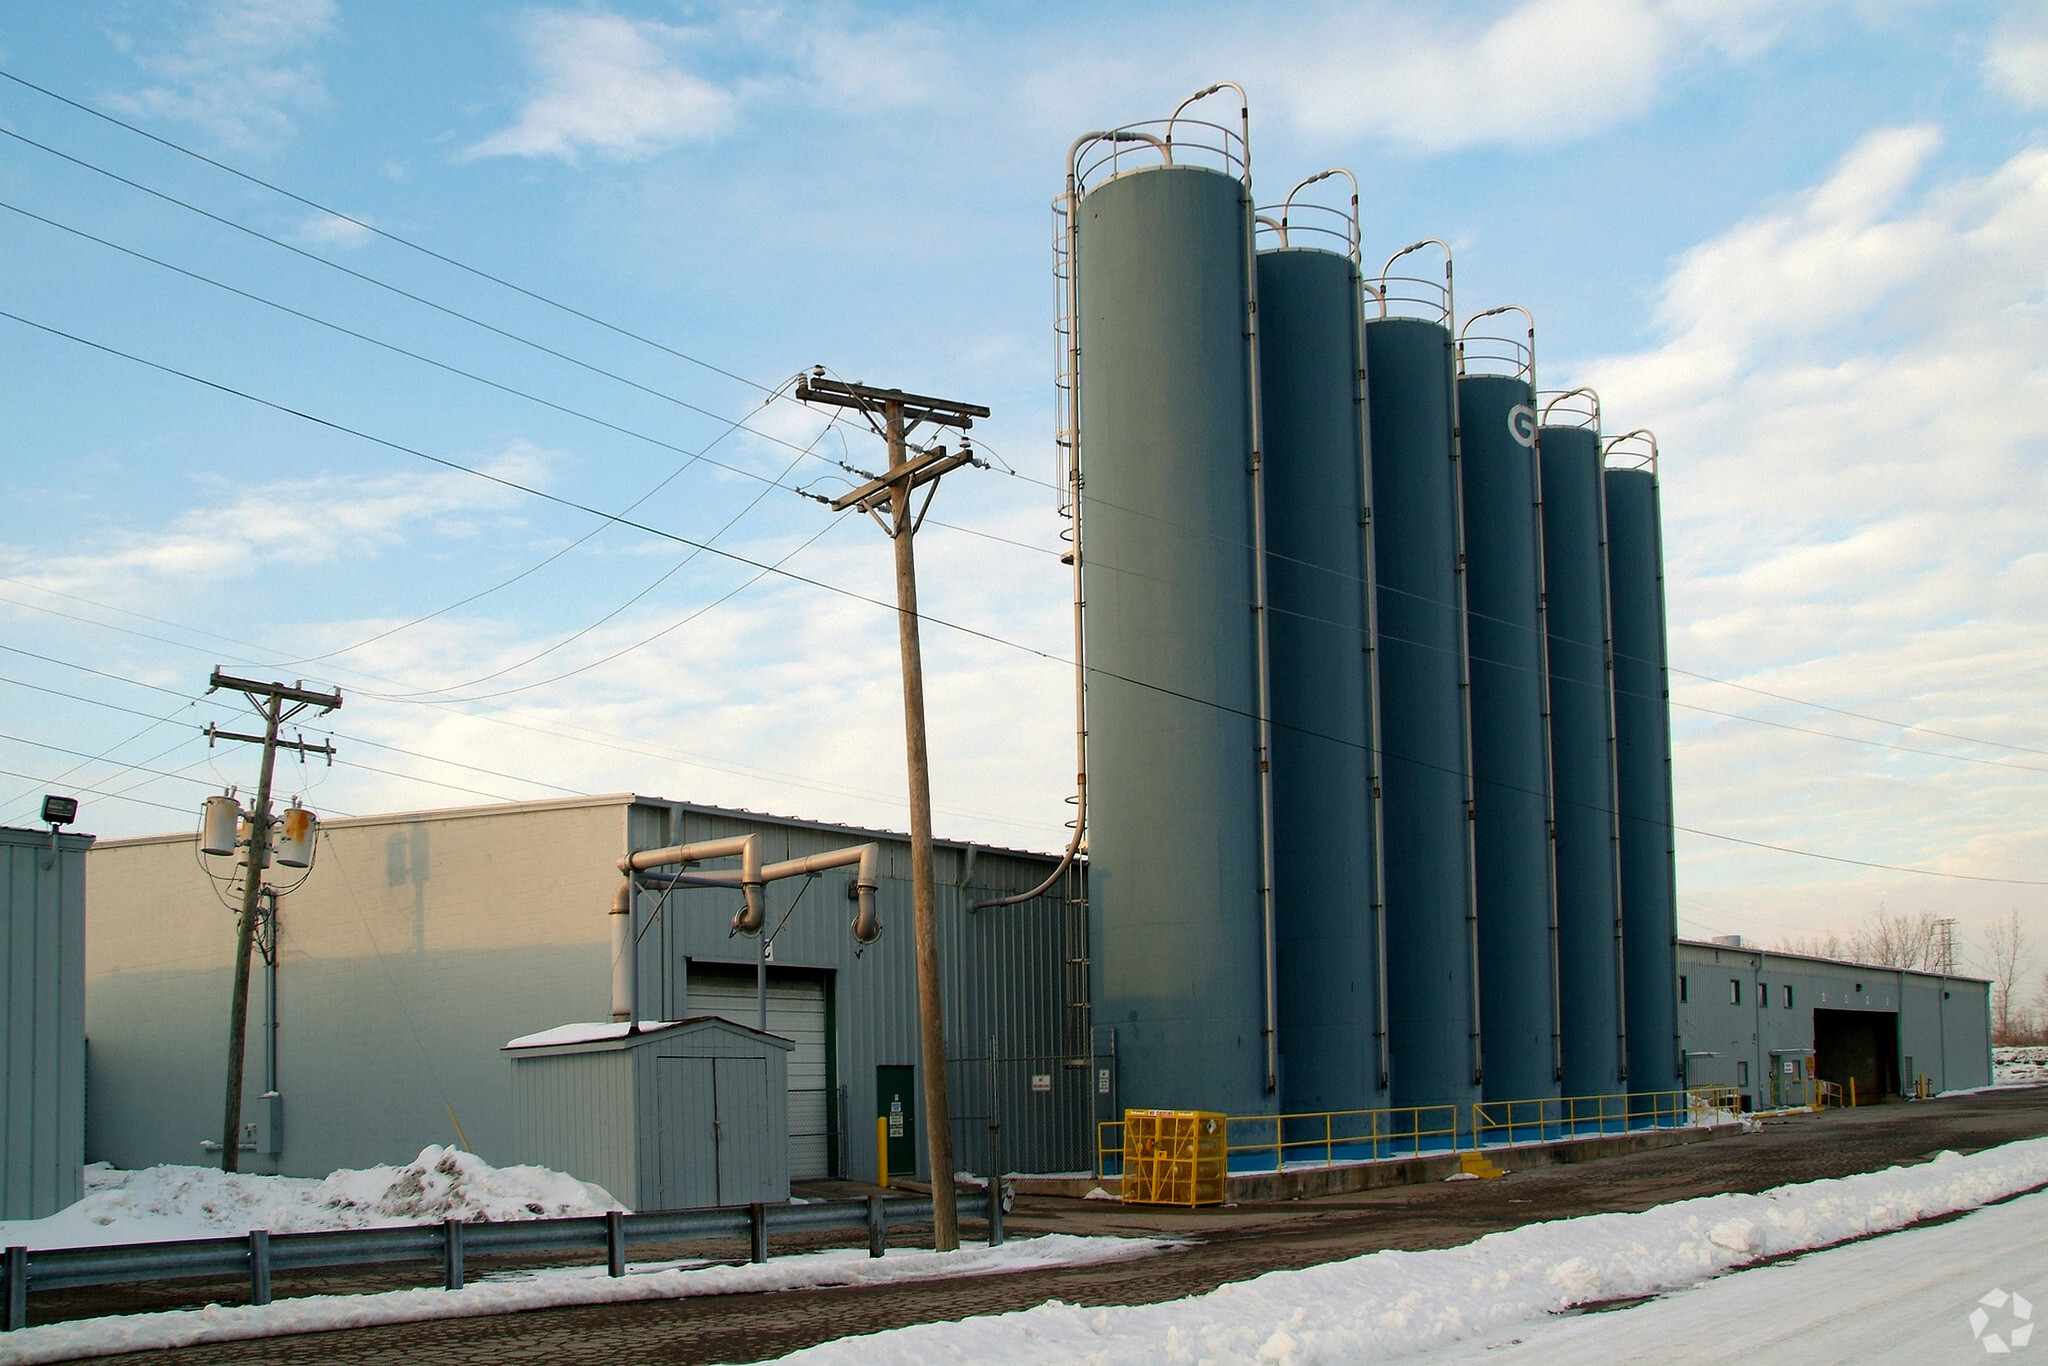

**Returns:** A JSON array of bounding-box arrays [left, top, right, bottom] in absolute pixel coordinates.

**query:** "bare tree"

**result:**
[[1849, 905, 1945, 971], [1984, 909, 2032, 1044], [1777, 930, 1847, 960]]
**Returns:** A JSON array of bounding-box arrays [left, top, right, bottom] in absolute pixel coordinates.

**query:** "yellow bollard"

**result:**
[[877, 1115, 890, 1188], [1849, 1077, 1857, 1108]]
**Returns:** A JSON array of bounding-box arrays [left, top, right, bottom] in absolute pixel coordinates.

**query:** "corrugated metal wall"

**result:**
[[3, 826, 90, 1220], [508, 1048, 637, 1206]]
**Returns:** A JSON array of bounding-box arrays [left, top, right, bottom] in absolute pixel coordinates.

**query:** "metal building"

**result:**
[[506, 1016, 791, 1210], [1679, 938, 1992, 1105], [1457, 322, 1561, 1105], [1364, 243, 1482, 1115], [3, 824, 91, 1220], [1605, 437, 1684, 1092], [1538, 398, 1628, 1097], [83, 794, 1088, 1189], [1066, 97, 1276, 1117], [1255, 181, 1388, 1115]]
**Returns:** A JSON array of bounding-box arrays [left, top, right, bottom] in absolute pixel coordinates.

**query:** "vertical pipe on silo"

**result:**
[[1364, 244, 1482, 1116], [1257, 177, 1386, 1114], [1605, 435, 1682, 1092], [1539, 398, 1628, 1097], [1456, 312, 1561, 1103], [1070, 118, 1273, 1116]]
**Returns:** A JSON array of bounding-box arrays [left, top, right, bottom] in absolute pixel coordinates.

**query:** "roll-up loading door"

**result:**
[[686, 966, 831, 1179]]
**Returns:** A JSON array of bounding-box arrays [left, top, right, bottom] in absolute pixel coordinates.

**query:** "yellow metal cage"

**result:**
[[1120, 1109, 1228, 1206]]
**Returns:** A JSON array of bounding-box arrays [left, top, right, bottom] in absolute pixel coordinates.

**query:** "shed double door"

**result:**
[[655, 1055, 769, 1209], [687, 968, 829, 1178]]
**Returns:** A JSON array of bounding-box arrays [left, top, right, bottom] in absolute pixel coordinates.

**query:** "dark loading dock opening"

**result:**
[[1813, 1008, 1899, 1101]]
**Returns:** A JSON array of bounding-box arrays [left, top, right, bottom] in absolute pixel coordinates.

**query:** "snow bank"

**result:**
[[768, 1134, 2048, 1365], [1994, 1044, 2048, 1086], [0, 1235, 1172, 1365], [0, 1148, 620, 1250]]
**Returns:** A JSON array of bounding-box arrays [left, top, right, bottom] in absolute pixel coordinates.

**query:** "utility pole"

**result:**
[[797, 373, 986, 1251], [204, 669, 340, 1172]]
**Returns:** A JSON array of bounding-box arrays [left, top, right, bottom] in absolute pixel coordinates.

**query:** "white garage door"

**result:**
[[686, 968, 830, 1180]]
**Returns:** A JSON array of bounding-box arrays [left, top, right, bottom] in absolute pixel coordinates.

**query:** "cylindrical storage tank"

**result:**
[[1606, 457, 1682, 1092], [1365, 314, 1481, 1114], [1538, 417, 1628, 1097], [1258, 243, 1386, 1114], [1457, 371, 1560, 1104], [1075, 162, 1271, 1116]]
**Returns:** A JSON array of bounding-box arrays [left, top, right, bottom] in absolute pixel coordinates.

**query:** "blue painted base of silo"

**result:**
[[1607, 467, 1682, 1092], [1539, 424, 1627, 1098], [1365, 316, 1481, 1116], [1077, 163, 1273, 1118], [1458, 374, 1560, 1104], [1260, 246, 1386, 1116]]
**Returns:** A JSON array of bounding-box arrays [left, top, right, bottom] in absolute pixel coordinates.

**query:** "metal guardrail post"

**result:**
[[867, 1195, 885, 1258], [5, 1245, 25, 1331], [248, 1230, 271, 1306], [443, 1218, 464, 1291], [605, 1210, 626, 1277], [988, 1183, 1005, 1247], [748, 1203, 768, 1264]]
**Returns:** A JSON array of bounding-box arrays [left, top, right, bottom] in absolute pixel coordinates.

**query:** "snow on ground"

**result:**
[[0, 1147, 621, 1250], [0, 1235, 1175, 1366], [767, 1134, 2048, 1365], [1429, 1185, 2048, 1361], [1995, 1045, 2048, 1087]]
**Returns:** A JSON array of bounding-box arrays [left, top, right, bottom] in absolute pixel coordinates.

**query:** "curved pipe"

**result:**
[[1255, 213, 1288, 245], [1458, 304, 1535, 385], [1541, 386, 1601, 428], [759, 843, 882, 945], [1279, 168, 1359, 264], [1165, 81, 1246, 162], [610, 878, 636, 1024], [1603, 428, 1658, 475], [1378, 238, 1454, 326]]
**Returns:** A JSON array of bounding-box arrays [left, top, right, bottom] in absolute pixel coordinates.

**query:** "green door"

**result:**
[[876, 1065, 915, 1179]]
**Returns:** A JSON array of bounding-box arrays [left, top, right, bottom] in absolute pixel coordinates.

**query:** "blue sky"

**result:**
[[1, 0, 2045, 964]]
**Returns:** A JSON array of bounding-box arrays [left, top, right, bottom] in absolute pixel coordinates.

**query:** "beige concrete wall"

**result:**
[[86, 797, 630, 1175]]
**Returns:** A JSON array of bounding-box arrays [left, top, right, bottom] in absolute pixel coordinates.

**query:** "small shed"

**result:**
[[504, 1016, 792, 1211], [2, 825, 91, 1220]]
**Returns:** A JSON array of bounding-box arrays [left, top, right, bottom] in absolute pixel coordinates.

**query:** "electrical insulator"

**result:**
[[275, 803, 318, 869], [200, 794, 242, 857]]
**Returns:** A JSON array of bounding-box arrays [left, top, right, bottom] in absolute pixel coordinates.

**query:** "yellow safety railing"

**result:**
[[1815, 1080, 1845, 1108], [1470, 1088, 1739, 1147], [1227, 1105, 1462, 1173]]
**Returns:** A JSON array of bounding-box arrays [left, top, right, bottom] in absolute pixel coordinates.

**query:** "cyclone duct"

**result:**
[[1456, 312, 1562, 1104], [1255, 176, 1388, 1114], [1068, 94, 1275, 1117], [1604, 434, 1683, 1092], [1363, 243, 1482, 1116], [1538, 395, 1628, 1097]]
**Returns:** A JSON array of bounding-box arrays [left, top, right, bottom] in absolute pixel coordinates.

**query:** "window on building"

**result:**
[[1679, 975, 1688, 1003], [1784, 984, 1794, 1009], [1730, 979, 1741, 1005], [1738, 1060, 1750, 1086]]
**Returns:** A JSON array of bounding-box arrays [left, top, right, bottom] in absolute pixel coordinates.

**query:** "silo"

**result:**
[[1605, 434, 1682, 1093], [1456, 310, 1560, 1105], [1257, 176, 1387, 1115], [1538, 395, 1627, 1098], [1364, 242, 1482, 1116], [1067, 95, 1275, 1117]]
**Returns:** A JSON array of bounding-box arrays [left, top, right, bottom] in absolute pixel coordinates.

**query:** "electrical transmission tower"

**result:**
[[797, 373, 986, 1252]]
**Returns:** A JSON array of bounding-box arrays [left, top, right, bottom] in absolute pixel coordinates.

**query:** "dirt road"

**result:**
[[68, 1087, 2048, 1364]]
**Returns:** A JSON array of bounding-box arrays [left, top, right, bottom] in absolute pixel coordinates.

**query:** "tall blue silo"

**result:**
[[1257, 182, 1387, 1115], [1605, 435, 1682, 1093], [1364, 243, 1482, 1116], [1456, 312, 1561, 1105], [1068, 104, 1276, 1117], [1538, 398, 1628, 1098]]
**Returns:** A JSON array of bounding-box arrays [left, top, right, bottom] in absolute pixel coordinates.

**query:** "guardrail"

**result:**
[[1096, 1088, 1750, 1181], [3, 1192, 993, 1333]]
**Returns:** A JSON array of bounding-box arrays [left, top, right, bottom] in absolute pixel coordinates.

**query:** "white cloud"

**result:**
[[1986, 7, 2048, 109], [110, 0, 337, 152], [299, 211, 373, 247], [1569, 126, 2048, 940], [467, 11, 736, 162]]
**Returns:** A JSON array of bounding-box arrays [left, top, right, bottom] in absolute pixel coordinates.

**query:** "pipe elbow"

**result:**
[[731, 880, 767, 936], [850, 845, 882, 945]]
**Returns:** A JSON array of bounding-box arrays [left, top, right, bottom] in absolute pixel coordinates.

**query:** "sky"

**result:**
[[0, 0, 2044, 969]]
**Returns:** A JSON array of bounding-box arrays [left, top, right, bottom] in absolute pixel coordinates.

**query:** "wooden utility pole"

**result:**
[[798, 374, 985, 1251], [205, 669, 339, 1171]]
